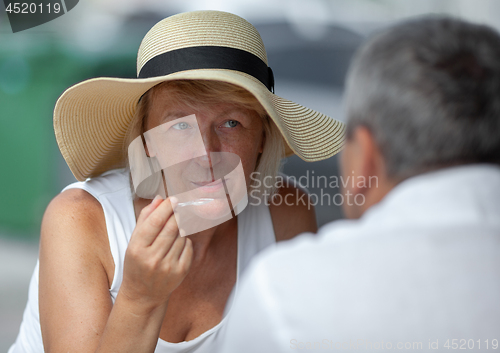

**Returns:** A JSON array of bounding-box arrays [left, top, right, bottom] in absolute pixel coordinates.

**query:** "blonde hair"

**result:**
[[123, 80, 285, 200]]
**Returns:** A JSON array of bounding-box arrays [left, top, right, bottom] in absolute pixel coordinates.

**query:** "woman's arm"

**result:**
[[39, 189, 192, 353], [269, 177, 318, 242]]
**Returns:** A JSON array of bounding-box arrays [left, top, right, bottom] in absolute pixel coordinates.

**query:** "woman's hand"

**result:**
[[120, 196, 193, 310]]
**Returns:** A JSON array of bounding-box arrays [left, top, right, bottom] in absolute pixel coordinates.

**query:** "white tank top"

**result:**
[[9, 169, 276, 353]]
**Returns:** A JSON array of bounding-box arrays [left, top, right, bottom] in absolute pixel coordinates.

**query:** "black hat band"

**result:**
[[138, 46, 275, 93]]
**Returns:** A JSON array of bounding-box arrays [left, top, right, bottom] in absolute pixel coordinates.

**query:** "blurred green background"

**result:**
[[0, 42, 138, 238], [1, 41, 88, 236], [0, 8, 140, 238]]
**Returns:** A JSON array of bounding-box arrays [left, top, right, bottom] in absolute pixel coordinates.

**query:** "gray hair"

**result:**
[[344, 16, 500, 180]]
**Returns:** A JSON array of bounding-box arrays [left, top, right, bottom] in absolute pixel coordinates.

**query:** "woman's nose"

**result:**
[[194, 129, 221, 169], [201, 128, 222, 154]]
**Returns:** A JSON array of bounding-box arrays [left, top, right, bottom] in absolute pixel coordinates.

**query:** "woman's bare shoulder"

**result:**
[[42, 188, 106, 240], [40, 188, 113, 283], [46, 187, 101, 215], [268, 174, 318, 242]]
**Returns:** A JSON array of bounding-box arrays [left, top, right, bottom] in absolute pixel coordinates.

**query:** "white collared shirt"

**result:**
[[219, 164, 500, 352]]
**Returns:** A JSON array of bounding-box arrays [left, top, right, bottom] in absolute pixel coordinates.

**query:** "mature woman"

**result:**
[[9, 10, 344, 353]]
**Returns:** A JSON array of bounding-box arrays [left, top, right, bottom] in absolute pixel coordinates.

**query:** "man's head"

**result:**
[[341, 16, 500, 219]]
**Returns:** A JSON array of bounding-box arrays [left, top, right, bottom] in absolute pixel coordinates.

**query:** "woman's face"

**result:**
[[143, 85, 264, 221]]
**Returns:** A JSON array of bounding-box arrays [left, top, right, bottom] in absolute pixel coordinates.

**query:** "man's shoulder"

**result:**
[[257, 217, 372, 259], [246, 218, 369, 279], [239, 218, 500, 343]]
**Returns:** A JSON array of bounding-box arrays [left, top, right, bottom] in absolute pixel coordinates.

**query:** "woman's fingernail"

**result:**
[[152, 195, 163, 203], [170, 196, 178, 209]]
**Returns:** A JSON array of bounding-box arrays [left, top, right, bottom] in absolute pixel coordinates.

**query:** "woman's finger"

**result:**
[[136, 195, 163, 224], [150, 212, 180, 257], [135, 197, 177, 247], [163, 235, 187, 263]]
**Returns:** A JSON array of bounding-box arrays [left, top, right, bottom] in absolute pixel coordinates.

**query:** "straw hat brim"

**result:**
[[54, 68, 345, 182]]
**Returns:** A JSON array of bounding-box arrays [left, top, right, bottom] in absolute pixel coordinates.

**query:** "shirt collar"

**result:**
[[360, 163, 500, 228]]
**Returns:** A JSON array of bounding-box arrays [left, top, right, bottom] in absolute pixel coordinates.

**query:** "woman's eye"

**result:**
[[222, 120, 240, 128], [171, 122, 191, 130]]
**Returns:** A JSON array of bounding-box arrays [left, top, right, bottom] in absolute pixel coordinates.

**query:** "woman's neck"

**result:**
[[187, 216, 237, 263]]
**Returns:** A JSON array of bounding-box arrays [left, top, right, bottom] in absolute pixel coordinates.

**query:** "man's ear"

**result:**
[[341, 125, 395, 219], [347, 125, 380, 195]]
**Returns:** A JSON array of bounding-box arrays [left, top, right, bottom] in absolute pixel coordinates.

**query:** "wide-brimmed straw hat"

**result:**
[[54, 10, 345, 181]]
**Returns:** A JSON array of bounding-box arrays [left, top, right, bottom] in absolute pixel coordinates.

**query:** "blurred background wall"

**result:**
[[1, 0, 500, 350]]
